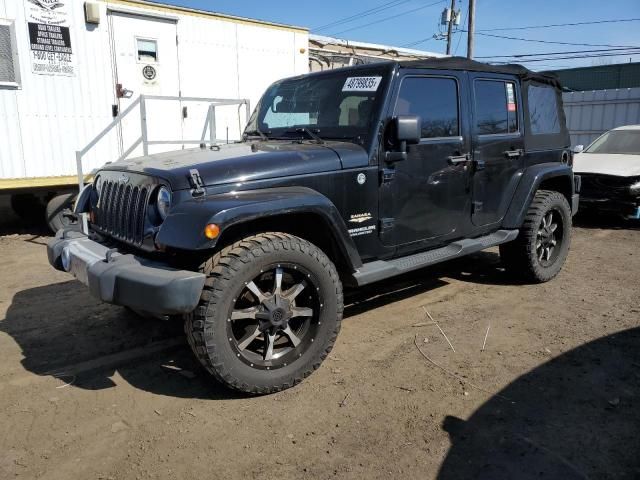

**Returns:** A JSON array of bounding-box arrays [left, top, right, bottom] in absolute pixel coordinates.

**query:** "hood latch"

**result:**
[[188, 169, 206, 197]]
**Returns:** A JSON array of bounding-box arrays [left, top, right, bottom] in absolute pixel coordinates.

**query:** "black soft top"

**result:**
[[398, 56, 561, 88]]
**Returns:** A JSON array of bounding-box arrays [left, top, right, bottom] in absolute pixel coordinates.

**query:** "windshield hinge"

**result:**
[[188, 169, 206, 197], [380, 168, 395, 184]]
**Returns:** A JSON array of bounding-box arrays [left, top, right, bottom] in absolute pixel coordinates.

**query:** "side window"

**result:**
[[395, 77, 459, 138], [528, 85, 561, 134], [475, 80, 518, 135]]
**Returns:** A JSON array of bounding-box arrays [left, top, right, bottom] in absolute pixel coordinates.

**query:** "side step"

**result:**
[[352, 229, 519, 286]]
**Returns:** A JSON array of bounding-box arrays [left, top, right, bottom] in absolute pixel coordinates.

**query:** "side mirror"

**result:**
[[386, 115, 421, 163], [396, 115, 421, 144], [572, 144, 584, 154]]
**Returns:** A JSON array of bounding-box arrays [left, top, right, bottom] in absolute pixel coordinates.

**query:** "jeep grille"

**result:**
[[95, 179, 151, 245]]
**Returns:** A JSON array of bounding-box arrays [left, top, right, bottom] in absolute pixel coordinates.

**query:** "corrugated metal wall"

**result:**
[[0, 0, 308, 182], [176, 13, 308, 143], [562, 88, 640, 147], [548, 62, 640, 91], [0, 0, 122, 180]]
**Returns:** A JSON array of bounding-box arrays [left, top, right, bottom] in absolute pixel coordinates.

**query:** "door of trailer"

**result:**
[[109, 11, 182, 156]]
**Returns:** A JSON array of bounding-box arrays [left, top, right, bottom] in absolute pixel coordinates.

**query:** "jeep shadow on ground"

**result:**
[[1, 279, 242, 400], [437, 326, 640, 479], [1, 249, 518, 398]]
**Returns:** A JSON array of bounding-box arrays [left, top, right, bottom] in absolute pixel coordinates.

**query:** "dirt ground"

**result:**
[[0, 205, 639, 479]]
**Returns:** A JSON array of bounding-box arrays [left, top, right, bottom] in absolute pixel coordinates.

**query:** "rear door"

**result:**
[[469, 74, 525, 227], [380, 70, 473, 247]]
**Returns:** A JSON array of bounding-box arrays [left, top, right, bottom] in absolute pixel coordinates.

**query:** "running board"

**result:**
[[352, 229, 519, 286]]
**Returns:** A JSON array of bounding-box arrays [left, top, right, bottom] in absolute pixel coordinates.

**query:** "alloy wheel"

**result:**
[[536, 209, 563, 266], [226, 264, 321, 370]]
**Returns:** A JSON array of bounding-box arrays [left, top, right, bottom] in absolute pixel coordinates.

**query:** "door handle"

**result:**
[[504, 149, 523, 159], [447, 153, 470, 166]]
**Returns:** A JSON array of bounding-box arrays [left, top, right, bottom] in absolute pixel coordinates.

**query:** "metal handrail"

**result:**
[[74, 94, 251, 191], [73, 94, 250, 234]]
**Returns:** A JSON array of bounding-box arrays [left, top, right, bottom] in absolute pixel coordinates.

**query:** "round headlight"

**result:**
[[91, 176, 102, 206], [630, 181, 640, 193], [156, 186, 172, 220], [93, 176, 103, 197]]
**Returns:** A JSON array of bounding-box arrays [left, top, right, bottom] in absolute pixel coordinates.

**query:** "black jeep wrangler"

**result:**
[[48, 57, 579, 394]]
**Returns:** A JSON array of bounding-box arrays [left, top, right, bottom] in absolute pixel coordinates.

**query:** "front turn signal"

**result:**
[[204, 223, 220, 240]]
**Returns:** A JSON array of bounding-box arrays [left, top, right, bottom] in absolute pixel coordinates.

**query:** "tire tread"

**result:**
[[184, 232, 343, 395]]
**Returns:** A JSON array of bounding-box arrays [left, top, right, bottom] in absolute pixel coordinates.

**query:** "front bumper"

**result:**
[[48, 230, 206, 315]]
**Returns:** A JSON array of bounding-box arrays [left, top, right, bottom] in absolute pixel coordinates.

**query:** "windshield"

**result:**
[[585, 130, 640, 155], [245, 67, 391, 143]]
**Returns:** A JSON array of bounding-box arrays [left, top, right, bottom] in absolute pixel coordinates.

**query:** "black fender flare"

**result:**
[[503, 163, 575, 229], [156, 186, 363, 270]]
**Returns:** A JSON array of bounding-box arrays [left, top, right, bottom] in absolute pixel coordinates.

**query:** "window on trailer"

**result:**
[[137, 38, 158, 62], [0, 19, 20, 87]]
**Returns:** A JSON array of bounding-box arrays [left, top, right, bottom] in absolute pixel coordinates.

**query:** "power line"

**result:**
[[476, 47, 640, 59], [477, 18, 640, 32], [404, 36, 435, 48], [491, 51, 640, 64], [329, 0, 447, 36], [403, 17, 640, 48], [312, 0, 414, 32], [475, 31, 639, 49]]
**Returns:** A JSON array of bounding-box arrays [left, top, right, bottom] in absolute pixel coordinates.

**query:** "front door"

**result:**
[[380, 71, 472, 248], [109, 12, 182, 156], [469, 74, 525, 227]]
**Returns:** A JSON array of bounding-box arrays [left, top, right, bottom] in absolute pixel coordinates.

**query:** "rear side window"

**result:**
[[528, 85, 561, 135], [395, 77, 459, 138], [474, 80, 518, 135]]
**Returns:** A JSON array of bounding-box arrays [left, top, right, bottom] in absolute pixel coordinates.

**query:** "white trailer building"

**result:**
[[0, 0, 308, 223]]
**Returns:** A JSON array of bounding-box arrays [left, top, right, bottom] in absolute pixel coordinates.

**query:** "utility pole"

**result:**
[[467, 0, 476, 59], [445, 0, 456, 55]]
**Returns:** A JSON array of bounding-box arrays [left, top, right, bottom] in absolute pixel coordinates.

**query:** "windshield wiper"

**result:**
[[288, 127, 324, 144]]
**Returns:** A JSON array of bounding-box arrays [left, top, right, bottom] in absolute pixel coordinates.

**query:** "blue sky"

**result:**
[[163, 0, 640, 70]]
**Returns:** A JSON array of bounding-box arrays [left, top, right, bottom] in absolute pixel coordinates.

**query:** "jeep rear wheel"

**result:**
[[185, 233, 343, 394], [500, 190, 572, 283]]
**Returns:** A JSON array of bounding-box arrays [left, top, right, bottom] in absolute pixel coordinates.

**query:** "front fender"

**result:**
[[156, 186, 362, 269], [503, 163, 575, 229]]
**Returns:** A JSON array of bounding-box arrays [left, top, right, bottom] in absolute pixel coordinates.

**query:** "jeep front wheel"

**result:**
[[185, 233, 343, 394], [500, 190, 572, 283]]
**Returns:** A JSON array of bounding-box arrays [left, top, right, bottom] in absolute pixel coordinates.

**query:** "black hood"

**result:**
[[100, 141, 368, 190]]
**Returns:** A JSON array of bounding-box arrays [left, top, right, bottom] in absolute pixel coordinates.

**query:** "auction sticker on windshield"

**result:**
[[343, 77, 382, 92]]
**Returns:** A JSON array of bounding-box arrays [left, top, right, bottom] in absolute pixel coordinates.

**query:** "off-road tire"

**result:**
[[45, 193, 76, 233], [185, 232, 343, 395], [500, 190, 572, 283]]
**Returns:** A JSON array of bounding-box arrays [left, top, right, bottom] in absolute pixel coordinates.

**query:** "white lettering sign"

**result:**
[[24, 0, 76, 76], [342, 76, 382, 92]]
